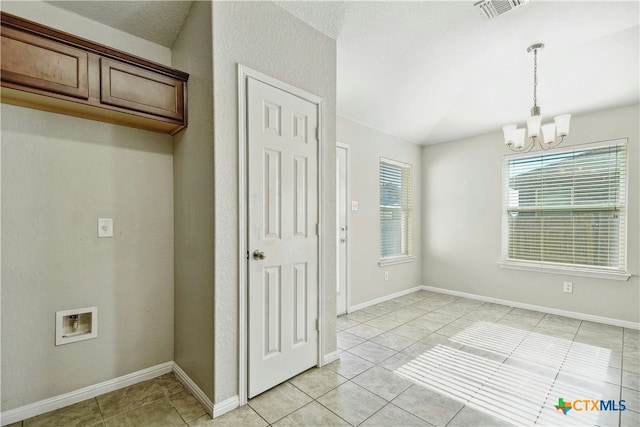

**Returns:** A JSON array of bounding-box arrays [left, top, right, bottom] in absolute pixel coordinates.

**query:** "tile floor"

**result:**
[[7, 290, 640, 426], [6, 372, 208, 426]]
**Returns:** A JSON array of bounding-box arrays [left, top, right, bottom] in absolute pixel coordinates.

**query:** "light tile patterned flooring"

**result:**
[[8, 290, 640, 426]]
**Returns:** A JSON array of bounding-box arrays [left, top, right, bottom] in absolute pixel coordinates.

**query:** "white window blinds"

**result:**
[[380, 158, 413, 259], [502, 139, 627, 273]]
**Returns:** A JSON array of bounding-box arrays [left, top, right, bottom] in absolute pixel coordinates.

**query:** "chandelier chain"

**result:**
[[533, 48, 538, 109]]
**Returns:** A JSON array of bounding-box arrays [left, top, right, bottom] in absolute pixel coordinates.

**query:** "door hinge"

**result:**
[[246, 251, 249, 260], [315, 128, 319, 140], [316, 223, 319, 236], [315, 319, 319, 331]]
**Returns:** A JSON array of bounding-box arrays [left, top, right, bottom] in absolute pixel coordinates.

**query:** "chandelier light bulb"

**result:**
[[541, 123, 556, 144], [554, 114, 571, 137], [513, 128, 526, 148], [502, 124, 517, 146], [526, 115, 542, 139]]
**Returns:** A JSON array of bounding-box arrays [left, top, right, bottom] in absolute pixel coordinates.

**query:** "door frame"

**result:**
[[237, 64, 326, 405], [336, 141, 351, 315]]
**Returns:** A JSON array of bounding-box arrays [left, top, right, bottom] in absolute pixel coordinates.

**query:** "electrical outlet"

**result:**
[[563, 281, 573, 293], [384, 271, 389, 281], [98, 218, 113, 238]]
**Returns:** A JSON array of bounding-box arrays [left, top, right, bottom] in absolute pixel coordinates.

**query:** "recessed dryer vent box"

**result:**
[[55, 306, 97, 346]]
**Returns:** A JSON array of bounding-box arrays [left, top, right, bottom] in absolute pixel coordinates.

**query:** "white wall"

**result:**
[[337, 116, 422, 306], [172, 1, 215, 402], [422, 104, 639, 323], [0, 3, 174, 411], [212, 0, 337, 402]]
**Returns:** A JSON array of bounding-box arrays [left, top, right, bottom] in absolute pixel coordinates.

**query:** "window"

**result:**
[[380, 158, 413, 263], [502, 139, 628, 277]]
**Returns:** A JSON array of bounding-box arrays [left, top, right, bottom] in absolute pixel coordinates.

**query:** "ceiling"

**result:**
[[48, 0, 639, 145], [46, 1, 193, 47]]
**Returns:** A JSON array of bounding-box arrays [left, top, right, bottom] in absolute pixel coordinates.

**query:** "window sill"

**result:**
[[379, 256, 415, 267], [498, 261, 631, 282]]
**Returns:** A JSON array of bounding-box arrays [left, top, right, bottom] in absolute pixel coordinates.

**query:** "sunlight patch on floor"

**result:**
[[395, 321, 614, 426]]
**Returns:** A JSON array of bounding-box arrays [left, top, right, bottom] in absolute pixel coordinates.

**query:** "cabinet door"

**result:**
[[100, 58, 184, 121], [1, 26, 89, 99]]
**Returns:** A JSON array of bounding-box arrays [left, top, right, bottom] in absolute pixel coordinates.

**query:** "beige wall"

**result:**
[[422, 104, 640, 323], [1, 108, 174, 410], [212, 1, 337, 402], [172, 1, 215, 402], [337, 116, 423, 306], [0, 4, 174, 412]]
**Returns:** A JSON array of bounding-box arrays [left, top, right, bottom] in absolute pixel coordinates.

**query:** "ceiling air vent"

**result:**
[[474, 0, 530, 20]]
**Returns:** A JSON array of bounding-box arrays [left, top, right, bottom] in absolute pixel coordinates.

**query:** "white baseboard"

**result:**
[[421, 285, 640, 330], [172, 362, 215, 417], [172, 363, 238, 419], [212, 395, 240, 418], [0, 362, 173, 426], [349, 285, 423, 312], [345, 284, 638, 330], [322, 350, 341, 365]]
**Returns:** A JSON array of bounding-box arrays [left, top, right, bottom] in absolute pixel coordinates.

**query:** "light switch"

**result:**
[[351, 201, 359, 211], [98, 218, 113, 238]]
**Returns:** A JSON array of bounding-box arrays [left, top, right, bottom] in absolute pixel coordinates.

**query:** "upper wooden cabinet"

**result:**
[[0, 12, 189, 135], [1, 25, 90, 100]]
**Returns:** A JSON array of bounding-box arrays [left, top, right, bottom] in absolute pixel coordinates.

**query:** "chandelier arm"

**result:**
[[507, 138, 535, 153], [538, 136, 564, 151], [507, 145, 522, 153], [547, 137, 564, 149], [524, 139, 536, 152]]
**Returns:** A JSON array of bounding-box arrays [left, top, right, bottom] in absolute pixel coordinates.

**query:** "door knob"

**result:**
[[340, 238, 346, 243], [253, 250, 266, 260]]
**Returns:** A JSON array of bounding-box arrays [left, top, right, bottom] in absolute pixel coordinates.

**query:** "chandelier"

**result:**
[[503, 43, 571, 152]]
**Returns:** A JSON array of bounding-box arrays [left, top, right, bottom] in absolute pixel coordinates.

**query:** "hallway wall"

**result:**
[[337, 116, 423, 308], [212, 0, 337, 402]]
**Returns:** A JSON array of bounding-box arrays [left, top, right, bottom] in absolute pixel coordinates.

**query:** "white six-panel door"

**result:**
[[247, 78, 319, 398]]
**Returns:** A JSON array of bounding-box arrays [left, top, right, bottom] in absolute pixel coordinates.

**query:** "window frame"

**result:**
[[499, 138, 630, 281], [378, 157, 415, 266]]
